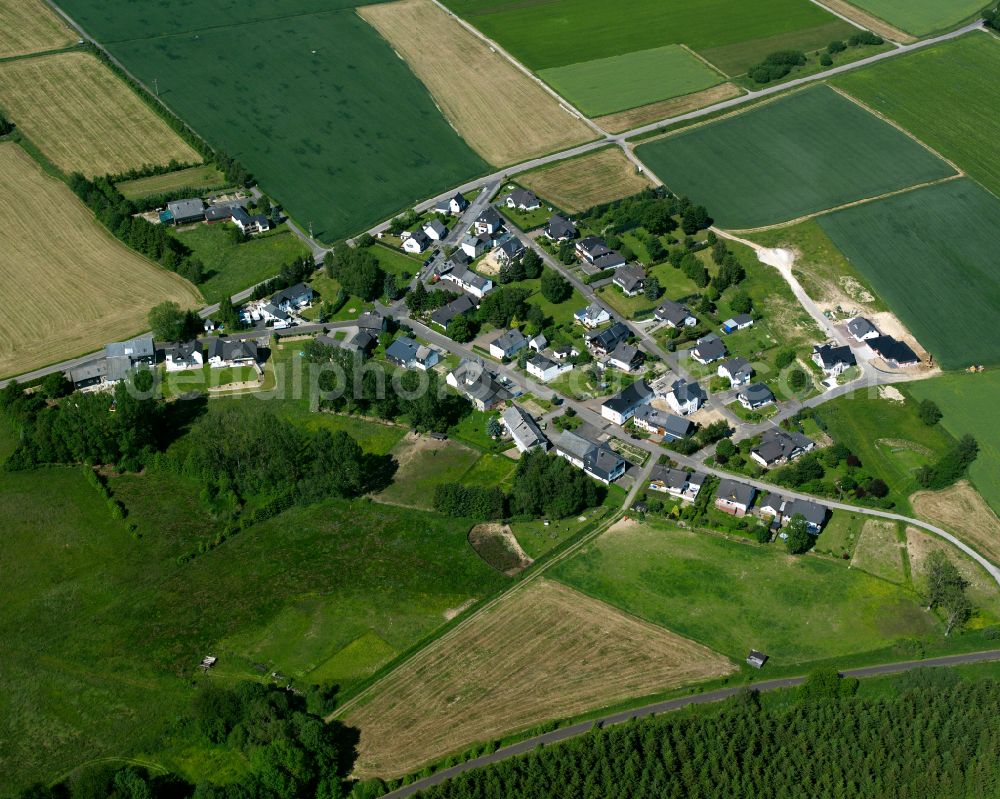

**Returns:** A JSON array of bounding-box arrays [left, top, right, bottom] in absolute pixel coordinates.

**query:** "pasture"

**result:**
[[0, 52, 200, 177], [342, 578, 734, 777], [839, 0, 988, 36], [552, 520, 938, 665], [538, 45, 725, 117], [0, 0, 75, 58], [816, 178, 1000, 369], [634, 84, 955, 230], [116, 164, 227, 200], [909, 371, 1000, 515], [519, 147, 654, 213], [69, 7, 487, 242], [0, 142, 200, 378], [834, 33, 1000, 198], [359, 0, 594, 166]]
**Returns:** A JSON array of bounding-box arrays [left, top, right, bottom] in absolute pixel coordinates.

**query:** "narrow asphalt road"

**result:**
[[379, 648, 1000, 798]]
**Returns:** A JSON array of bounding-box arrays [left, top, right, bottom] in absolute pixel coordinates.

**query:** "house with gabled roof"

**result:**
[[714, 478, 756, 517], [545, 214, 576, 241], [738, 382, 775, 410], [442, 264, 493, 299], [655, 299, 696, 328], [812, 343, 856, 375], [206, 338, 258, 368], [502, 404, 548, 453], [722, 314, 753, 334], [690, 333, 726, 365], [847, 316, 880, 342], [613, 263, 646, 297], [574, 303, 611, 329], [164, 340, 204, 372], [474, 207, 503, 236], [632, 405, 693, 440], [575, 236, 610, 264], [718, 357, 752, 387], [431, 294, 476, 330], [501, 188, 540, 211], [489, 329, 528, 360], [601, 380, 653, 425], [433, 191, 468, 216], [750, 428, 815, 468], [385, 336, 439, 371], [586, 321, 630, 356], [649, 465, 704, 501], [402, 228, 431, 254], [423, 218, 448, 241], [554, 428, 625, 484], [867, 335, 919, 367], [460, 232, 492, 260], [446, 358, 513, 411], [526, 352, 566, 382], [666, 378, 705, 415]]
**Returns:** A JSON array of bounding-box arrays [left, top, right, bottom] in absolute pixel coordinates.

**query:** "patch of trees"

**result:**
[[250, 255, 316, 301], [749, 50, 806, 84], [148, 300, 203, 341], [408, 677, 1000, 799], [924, 550, 972, 635], [577, 188, 711, 238], [987, 5, 1000, 30], [324, 246, 385, 301], [405, 281, 455, 317], [540, 268, 572, 303], [915, 434, 979, 490], [433, 483, 507, 520], [784, 513, 813, 554], [918, 398, 942, 426], [667, 419, 731, 456], [0, 109, 13, 136], [479, 286, 531, 328]]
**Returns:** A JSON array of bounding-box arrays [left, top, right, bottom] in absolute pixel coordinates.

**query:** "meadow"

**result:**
[[0, 142, 200, 378], [634, 85, 955, 230], [375, 434, 482, 510], [552, 520, 938, 665], [116, 164, 227, 200], [0, 0, 75, 58], [538, 45, 725, 117], [840, 0, 988, 36], [342, 578, 734, 777], [817, 178, 1000, 369], [0, 51, 201, 177], [834, 33, 1000, 198], [71, 7, 487, 242], [518, 147, 654, 213]]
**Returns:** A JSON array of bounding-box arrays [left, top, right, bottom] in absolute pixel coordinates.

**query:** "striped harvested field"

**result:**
[[519, 147, 654, 213], [0, 0, 75, 59], [0, 51, 200, 177], [0, 142, 200, 378]]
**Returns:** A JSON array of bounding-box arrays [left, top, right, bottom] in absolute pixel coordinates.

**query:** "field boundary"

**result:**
[[810, 0, 915, 42]]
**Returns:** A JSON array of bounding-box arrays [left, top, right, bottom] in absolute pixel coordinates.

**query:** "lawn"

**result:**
[[60, 3, 488, 242], [158, 365, 259, 398], [816, 178, 1000, 369], [834, 33, 1000, 199], [538, 44, 725, 117], [0, 0, 75, 58], [552, 520, 938, 665], [116, 164, 227, 200], [519, 147, 654, 214], [172, 223, 311, 304], [375, 434, 483, 510], [839, 0, 988, 36], [908, 371, 1000, 515], [634, 84, 955, 230]]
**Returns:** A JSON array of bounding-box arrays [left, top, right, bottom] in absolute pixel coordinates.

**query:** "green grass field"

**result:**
[[375, 437, 483, 510], [538, 45, 724, 116], [444, 0, 851, 75], [908, 371, 1000, 515], [552, 521, 937, 665], [59, 3, 487, 242], [635, 85, 955, 229], [834, 33, 1000, 198], [841, 0, 988, 35], [116, 164, 226, 200], [816, 178, 1000, 369]]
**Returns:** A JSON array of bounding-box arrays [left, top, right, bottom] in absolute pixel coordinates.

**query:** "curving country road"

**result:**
[[378, 648, 1000, 798]]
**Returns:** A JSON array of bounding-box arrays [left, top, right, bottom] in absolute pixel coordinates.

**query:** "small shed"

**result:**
[[746, 650, 768, 669]]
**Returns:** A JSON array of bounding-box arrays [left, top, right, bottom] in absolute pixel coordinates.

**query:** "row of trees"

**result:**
[[916, 434, 979, 490], [578, 189, 712, 238]]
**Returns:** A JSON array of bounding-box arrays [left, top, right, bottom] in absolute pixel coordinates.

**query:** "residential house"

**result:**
[[690, 334, 726, 365], [607, 342, 644, 373], [718, 357, 752, 387], [431, 294, 476, 330], [489, 329, 528, 360], [526, 353, 566, 382], [812, 343, 857, 375], [586, 321, 630, 356], [867, 335, 919, 367], [528, 334, 547, 352], [655, 299, 697, 328], [758, 492, 786, 520], [649, 465, 704, 501], [632, 405, 693, 440], [385, 336, 439, 371], [474, 207, 503, 236], [784, 498, 828, 533], [67, 360, 110, 390], [102, 335, 155, 383], [433, 192, 468, 216], [847, 316, 880, 342], [344, 330, 376, 356], [545, 214, 576, 241], [554, 428, 625, 484], [207, 338, 258, 368], [575, 236, 610, 264], [271, 283, 313, 313], [460, 232, 492, 259], [601, 380, 653, 425], [260, 302, 290, 325], [423, 219, 447, 241], [738, 383, 775, 410], [442, 264, 493, 299], [590, 251, 626, 272], [439, 251, 471, 277], [204, 202, 243, 223], [502, 404, 548, 453], [164, 340, 203, 372], [574, 303, 611, 329], [501, 189, 540, 211], [446, 359, 513, 411], [714, 478, 756, 517], [552, 344, 580, 361], [750, 428, 815, 468], [231, 206, 270, 235], [356, 311, 387, 333], [402, 229, 431, 254], [165, 198, 205, 226], [613, 263, 646, 297], [493, 236, 525, 267], [666, 378, 706, 415], [722, 314, 754, 334]]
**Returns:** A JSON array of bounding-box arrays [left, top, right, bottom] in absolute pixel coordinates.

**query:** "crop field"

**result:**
[[375, 432, 482, 510], [552, 520, 938, 665], [816, 178, 1000, 369], [519, 148, 654, 213], [909, 371, 1000, 515], [834, 34, 1000, 198], [538, 44, 725, 117], [0, 143, 200, 378], [359, 0, 593, 166], [55, 6, 487, 242], [0, 0, 75, 58], [0, 52, 200, 177], [634, 85, 955, 230], [596, 82, 743, 134], [839, 0, 987, 36], [342, 578, 734, 777], [116, 164, 227, 200]]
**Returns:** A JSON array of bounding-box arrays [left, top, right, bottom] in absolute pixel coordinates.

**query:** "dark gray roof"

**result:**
[[650, 465, 696, 491], [716, 478, 756, 507], [207, 338, 258, 362], [528, 352, 557, 371], [593, 251, 626, 270], [356, 311, 385, 332], [345, 330, 376, 352], [671, 378, 706, 404], [424, 218, 447, 236], [164, 340, 202, 360], [547, 214, 576, 239], [603, 380, 652, 415], [868, 335, 918, 365], [753, 428, 814, 464], [740, 383, 775, 405], [105, 335, 154, 360], [587, 321, 630, 352], [847, 316, 879, 338], [634, 405, 692, 439], [204, 204, 234, 222], [431, 294, 476, 327], [813, 343, 856, 369], [692, 334, 726, 363], [477, 207, 502, 227], [576, 236, 606, 256], [759, 492, 785, 513], [449, 264, 492, 292], [504, 188, 538, 208], [785, 498, 828, 528], [608, 341, 642, 367], [167, 198, 205, 219], [492, 328, 527, 352], [656, 299, 694, 326], [720, 357, 752, 378], [502, 403, 547, 450], [613, 263, 645, 292], [271, 282, 312, 305]]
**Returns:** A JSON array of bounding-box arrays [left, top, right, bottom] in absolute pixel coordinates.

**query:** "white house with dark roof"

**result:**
[[493, 236, 525, 267], [690, 334, 726, 365], [812, 343, 856, 375], [751, 428, 815, 468], [501, 189, 540, 211], [738, 383, 775, 410], [590, 251, 626, 272], [502, 404, 548, 453], [632, 405, 692, 440], [207, 338, 258, 368], [385, 336, 438, 371], [489, 329, 528, 360], [613, 263, 646, 297], [446, 359, 513, 411], [586, 322, 630, 356], [423, 218, 447, 241], [442, 264, 493, 299], [718, 357, 752, 387], [460, 232, 492, 259], [714, 478, 756, 517], [575, 236, 610, 264], [402, 229, 431, 254], [847, 316, 880, 342], [433, 192, 469, 216], [649, 465, 704, 501], [666, 378, 705, 415], [554, 429, 625, 484], [545, 214, 576, 241], [526, 352, 566, 382], [601, 380, 653, 425], [474, 207, 503, 236], [607, 342, 644, 373], [574, 303, 611, 329], [655, 299, 697, 328], [164, 340, 204, 372], [431, 294, 476, 329]]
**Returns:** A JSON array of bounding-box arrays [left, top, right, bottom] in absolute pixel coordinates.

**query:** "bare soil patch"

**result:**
[[596, 83, 743, 134], [519, 148, 655, 213], [911, 481, 1000, 567], [343, 578, 733, 777], [358, 0, 594, 166], [0, 0, 75, 58], [469, 523, 532, 575]]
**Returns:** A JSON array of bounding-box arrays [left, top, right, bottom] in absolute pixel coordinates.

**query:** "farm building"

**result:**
[[165, 198, 206, 226]]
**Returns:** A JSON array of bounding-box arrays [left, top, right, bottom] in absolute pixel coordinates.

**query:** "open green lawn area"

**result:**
[[116, 164, 226, 200], [816, 178, 1000, 369], [840, 0, 989, 36], [635, 84, 955, 229], [375, 437, 483, 510], [158, 365, 258, 398], [443, 0, 852, 76], [539, 45, 725, 117], [61, 3, 487, 242], [172, 223, 310, 304], [908, 371, 1000, 515], [552, 520, 938, 666], [370, 243, 422, 280], [834, 33, 1000, 199]]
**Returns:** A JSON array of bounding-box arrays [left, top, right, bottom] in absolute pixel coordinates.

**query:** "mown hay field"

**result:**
[[0, 0, 75, 58], [519, 147, 654, 213], [116, 164, 227, 200], [834, 33, 1000, 199], [817, 178, 1000, 370], [343, 578, 733, 777], [634, 84, 955, 230], [0, 51, 200, 177], [596, 82, 743, 134], [359, 0, 594, 166], [0, 142, 200, 378], [840, 0, 986, 36]]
